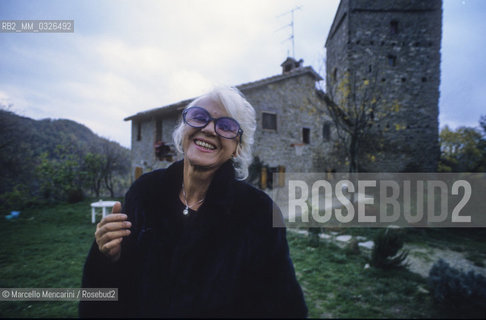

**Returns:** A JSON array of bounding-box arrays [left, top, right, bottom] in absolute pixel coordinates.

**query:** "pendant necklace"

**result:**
[[181, 183, 204, 215]]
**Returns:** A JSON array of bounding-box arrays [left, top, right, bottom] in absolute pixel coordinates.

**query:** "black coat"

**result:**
[[79, 160, 307, 318]]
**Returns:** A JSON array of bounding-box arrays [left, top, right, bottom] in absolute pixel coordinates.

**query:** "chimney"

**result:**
[[281, 57, 304, 74]]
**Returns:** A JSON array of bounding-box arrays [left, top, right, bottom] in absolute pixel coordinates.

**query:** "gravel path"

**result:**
[[404, 244, 486, 278], [288, 228, 486, 278]]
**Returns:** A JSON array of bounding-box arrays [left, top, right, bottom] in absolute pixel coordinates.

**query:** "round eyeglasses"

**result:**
[[182, 106, 243, 140]]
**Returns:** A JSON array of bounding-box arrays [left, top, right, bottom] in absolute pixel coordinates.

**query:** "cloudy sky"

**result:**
[[1, 0, 485, 148]]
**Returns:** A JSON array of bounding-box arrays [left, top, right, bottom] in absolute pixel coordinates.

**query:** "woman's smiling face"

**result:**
[[182, 97, 238, 171]]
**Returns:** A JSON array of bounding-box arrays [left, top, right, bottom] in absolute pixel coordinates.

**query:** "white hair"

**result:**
[[172, 86, 256, 180]]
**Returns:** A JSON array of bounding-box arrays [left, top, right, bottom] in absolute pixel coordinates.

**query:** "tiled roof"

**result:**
[[236, 66, 322, 91], [124, 98, 192, 121], [124, 66, 323, 121]]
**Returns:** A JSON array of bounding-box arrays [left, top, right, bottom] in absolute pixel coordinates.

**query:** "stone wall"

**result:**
[[129, 113, 181, 178], [242, 74, 335, 173]]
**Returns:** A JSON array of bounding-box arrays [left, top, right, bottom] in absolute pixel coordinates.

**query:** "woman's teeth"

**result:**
[[195, 139, 216, 150]]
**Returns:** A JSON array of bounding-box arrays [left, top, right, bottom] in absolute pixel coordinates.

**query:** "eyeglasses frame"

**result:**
[[182, 106, 243, 141]]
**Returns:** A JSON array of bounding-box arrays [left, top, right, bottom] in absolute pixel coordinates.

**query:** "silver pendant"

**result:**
[[183, 207, 189, 215]]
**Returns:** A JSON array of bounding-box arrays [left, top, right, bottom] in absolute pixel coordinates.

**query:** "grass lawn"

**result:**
[[0, 200, 111, 318], [0, 200, 477, 318], [288, 232, 442, 318]]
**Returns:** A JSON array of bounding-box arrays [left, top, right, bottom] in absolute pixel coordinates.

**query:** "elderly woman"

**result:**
[[79, 87, 307, 317]]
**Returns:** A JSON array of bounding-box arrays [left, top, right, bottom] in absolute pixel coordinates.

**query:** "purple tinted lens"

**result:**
[[186, 108, 209, 126], [216, 118, 239, 138]]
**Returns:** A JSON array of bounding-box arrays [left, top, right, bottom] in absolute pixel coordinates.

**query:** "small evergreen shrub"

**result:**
[[370, 228, 408, 269], [428, 259, 486, 317], [306, 201, 321, 247], [308, 227, 321, 247]]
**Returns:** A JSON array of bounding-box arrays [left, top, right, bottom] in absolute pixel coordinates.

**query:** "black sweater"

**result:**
[[79, 160, 307, 318]]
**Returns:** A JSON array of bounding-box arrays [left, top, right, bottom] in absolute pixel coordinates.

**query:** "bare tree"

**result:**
[[317, 54, 396, 172], [100, 140, 130, 198]]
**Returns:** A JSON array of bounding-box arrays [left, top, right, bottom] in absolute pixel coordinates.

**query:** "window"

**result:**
[[332, 68, 337, 81], [390, 20, 399, 34], [137, 122, 142, 141], [388, 55, 397, 67], [262, 112, 277, 130], [323, 123, 331, 141], [155, 118, 162, 142], [303, 128, 310, 144]]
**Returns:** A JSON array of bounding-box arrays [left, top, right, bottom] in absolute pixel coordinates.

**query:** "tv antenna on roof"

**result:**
[[276, 6, 302, 58]]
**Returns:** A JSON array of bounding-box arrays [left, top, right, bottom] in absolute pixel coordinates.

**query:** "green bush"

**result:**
[[308, 227, 321, 247], [370, 228, 408, 269], [428, 259, 486, 317], [0, 184, 31, 214]]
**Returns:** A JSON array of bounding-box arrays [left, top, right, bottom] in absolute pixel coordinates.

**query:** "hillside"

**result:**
[[0, 109, 130, 202]]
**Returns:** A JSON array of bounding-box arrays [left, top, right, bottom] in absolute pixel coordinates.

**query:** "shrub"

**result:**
[[370, 228, 408, 269], [428, 259, 486, 317], [0, 184, 30, 213], [308, 227, 321, 247]]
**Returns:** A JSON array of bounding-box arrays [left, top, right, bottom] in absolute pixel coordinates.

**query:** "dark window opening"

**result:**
[[323, 123, 331, 141], [368, 65, 372, 73], [401, 77, 407, 82], [137, 122, 142, 141], [262, 112, 277, 130], [414, 42, 420, 47], [155, 118, 162, 142], [370, 40, 374, 45], [332, 68, 337, 81], [388, 55, 397, 67], [381, 78, 386, 82], [303, 128, 310, 144], [422, 77, 427, 82], [390, 20, 399, 34]]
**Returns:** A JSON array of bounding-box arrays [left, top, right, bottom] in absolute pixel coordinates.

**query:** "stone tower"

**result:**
[[325, 0, 442, 172]]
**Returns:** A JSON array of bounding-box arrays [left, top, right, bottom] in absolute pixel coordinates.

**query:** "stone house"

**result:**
[[124, 58, 336, 181], [125, 0, 442, 178]]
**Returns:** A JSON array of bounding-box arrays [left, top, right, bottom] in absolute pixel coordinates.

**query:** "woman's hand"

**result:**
[[94, 202, 131, 262]]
